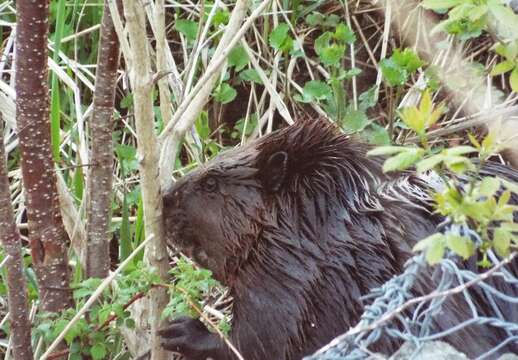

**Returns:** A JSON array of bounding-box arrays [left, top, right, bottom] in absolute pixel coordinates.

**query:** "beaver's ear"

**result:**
[[262, 151, 288, 192]]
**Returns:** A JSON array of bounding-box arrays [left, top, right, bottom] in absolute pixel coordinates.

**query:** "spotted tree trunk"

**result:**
[[85, 0, 123, 278], [0, 116, 33, 360], [15, 0, 72, 312]]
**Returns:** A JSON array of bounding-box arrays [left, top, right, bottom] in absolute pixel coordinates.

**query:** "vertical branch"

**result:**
[[124, 1, 170, 359], [85, 0, 123, 278], [154, 0, 173, 126], [15, 0, 72, 312], [0, 115, 33, 360]]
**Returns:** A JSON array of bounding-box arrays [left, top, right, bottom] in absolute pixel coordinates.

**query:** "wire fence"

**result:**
[[306, 225, 518, 360]]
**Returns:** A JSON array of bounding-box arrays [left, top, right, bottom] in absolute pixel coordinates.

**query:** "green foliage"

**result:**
[[491, 41, 518, 92], [34, 265, 161, 359], [163, 258, 219, 319], [175, 19, 199, 41], [213, 82, 237, 104], [232, 115, 258, 139], [381, 48, 424, 87], [422, 0, 518, 40], [239, 69, 263, 84], [369, 90, 518, 265], [228, 46, 249, 72], [269, 23, 294, 52]]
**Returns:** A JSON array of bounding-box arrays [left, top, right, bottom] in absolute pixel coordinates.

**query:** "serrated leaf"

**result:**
[[319, 45, 345, 66], [419, 90, 432, 115], [444, 156, 474, 173], [380, 58, 407, 87], [342, 110, 369, 132], [175, 19, 198, 41], [479, 177, 500, 197], [361, 124, 390, 145], [490, 60, 515, 76], [91, 344, 107, 360], [367, 146, 408, 156], [392, 48, 424, 73], [428, 103, 446, 127], [510, 67, 518, 93], [335, 23, 356, 44], [494, 228, 511, 257], [306, 12, 325, 26], [445, 234, 474, 259], [228, 46, 249, 72], [269, 24, 291, 51], [382, 148, 423, 172], [400, 106, 425, 134], [467, 4, 488, 21], [426, 239, 446, 264], [213, 83, 237, 104], [413, 233, 445, 252], [416, 154, 444, 173], [421, 0, 462, 10], [302, 80, 332, 101], [444, 146, 478, 156], [501, 178, 518, 194], [239, 69, 263, 84]]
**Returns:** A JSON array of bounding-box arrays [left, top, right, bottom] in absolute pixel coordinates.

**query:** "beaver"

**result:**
[[159, 119, 518, 360]]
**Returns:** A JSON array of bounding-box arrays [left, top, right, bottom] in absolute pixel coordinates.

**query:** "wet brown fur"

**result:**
[[163, 119, 518, 359]]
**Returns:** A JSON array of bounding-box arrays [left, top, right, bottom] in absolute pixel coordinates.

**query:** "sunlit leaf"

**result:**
[[445, 234, 474, 259], [382, 148, 424, 172]]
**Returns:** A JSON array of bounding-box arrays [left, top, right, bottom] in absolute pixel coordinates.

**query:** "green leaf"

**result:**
[[319, 45, 345, 67], [361, 124, 390, 145], [444, 146, 478, 156], [490, 60, 515, 76], [413, 233, 445, 252], [90, 343, 107, 360], [392, 48, 424, 73], [239, 69, 263, 84], [342, 110, 369, 132], [175, 19, 198, 41], [334, 23, 356, 44], [426, 238, 446, 264], [315, 32, 346, 66], [358, 86, 378, 111], [269, 24, 291, 51], [228, 46, 249, 72], [493, 228, 511, 257], [445, 234, 474, 259], [367, 146, 408, 156], [416, 154, 444, 173], [467, 4, 488, 21], [380, 58, 406, 87], [213, 9, 230, 27], [421, 0, 462, 10], [305, 12, 325, 26], [213, 83, 237, 104], [194, 112, 210, 139], [510, 67, 518, 93], [302, 80, 332, 101], [400, 106, 425, 134], [382, 148, 423, 172], [479, 177, 500, 197], [501, 178, 518, 194]]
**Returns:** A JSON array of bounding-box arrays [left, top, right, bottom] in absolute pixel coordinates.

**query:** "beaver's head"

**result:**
[[162, 119, 382, 284], [162, 141, 284, 284]]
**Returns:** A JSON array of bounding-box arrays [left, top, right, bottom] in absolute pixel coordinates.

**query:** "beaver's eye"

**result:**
[[203, 176, 218, 192]]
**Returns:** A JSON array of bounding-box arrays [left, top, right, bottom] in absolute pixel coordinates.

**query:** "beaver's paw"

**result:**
[[159, 316, 221, 360]]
